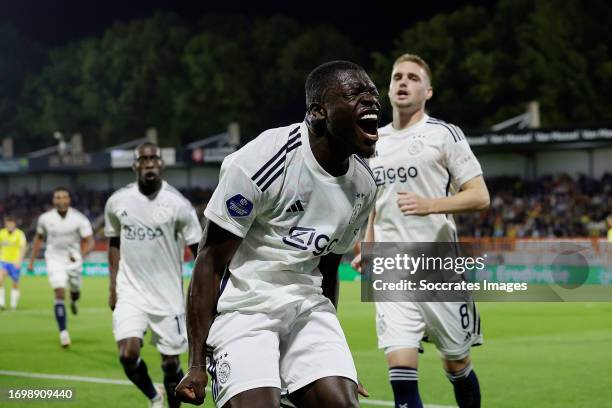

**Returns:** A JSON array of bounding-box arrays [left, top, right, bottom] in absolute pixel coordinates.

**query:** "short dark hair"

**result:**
[[134, 142, 161, 160], [4, 214, 15, 222], [53, 186, 70, 195], [305, 60, 365, 107]]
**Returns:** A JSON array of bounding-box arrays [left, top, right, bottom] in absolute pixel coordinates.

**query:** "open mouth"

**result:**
[[356, 112, 379, 137], [396, 89, 409, 98]]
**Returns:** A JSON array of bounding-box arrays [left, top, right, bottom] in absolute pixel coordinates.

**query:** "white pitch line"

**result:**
[[5, 307, 109, 316], [0, 370, 455, 408]]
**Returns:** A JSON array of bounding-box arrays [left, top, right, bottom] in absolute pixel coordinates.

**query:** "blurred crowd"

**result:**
[[1, 174, 611, 241], [456, 174, 612, 238]]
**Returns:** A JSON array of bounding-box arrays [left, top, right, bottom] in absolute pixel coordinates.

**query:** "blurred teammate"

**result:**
[[175, 61, 379, 407], [352, 54, 490, 408], [29, 188, 94, 347], [105, 142, 202, 408], [0, 215, 27, 310]]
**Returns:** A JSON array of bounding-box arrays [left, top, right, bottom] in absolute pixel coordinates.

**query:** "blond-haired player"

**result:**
[[353, 54, 490, 408]]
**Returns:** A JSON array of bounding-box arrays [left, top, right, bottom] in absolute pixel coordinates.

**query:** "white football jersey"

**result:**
[[204, 122, 377, 314], [104, 181, 202, 316], [369, 114, 482, 242], [36, 208, 93, 266]]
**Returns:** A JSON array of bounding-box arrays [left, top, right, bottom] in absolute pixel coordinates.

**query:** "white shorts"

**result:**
[[206, 300, 357, 408], [47, 260, 82, 291], [112, 300, 188, 356], [375, 301, 483, 360]]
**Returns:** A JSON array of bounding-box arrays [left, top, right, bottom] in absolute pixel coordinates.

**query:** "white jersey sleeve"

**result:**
[[104, 196, 120, 237], [78, 213, 94, 238], [444, 126, 482, 187], [36, 214, 46, 236], [204, 155, 263, 238], [177, 203, 202, 246]]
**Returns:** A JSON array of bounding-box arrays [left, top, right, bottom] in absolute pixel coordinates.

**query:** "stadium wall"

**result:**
[[1, 167, 221, 197], [593, 148, 612, 178], [478, 153, 528, 177], [476, 148, 612, 178], [535, 151, 590, 177]]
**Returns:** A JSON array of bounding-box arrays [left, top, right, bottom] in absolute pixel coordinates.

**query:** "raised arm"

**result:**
[[176, 220, 243, 406]]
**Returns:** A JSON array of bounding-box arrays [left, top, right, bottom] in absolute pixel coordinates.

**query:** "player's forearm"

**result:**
[[108, 238, 120, 290], [81, 236, 95, 257], [186, 249, 222, 367], [429, 187, 490, 214], [29, 236, 43, 263]]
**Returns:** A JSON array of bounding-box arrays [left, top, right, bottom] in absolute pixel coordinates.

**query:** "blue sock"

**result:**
[[446, 363, 481, 408], [54, 300, 67, 331], [389, 366, 423, 408], [122, 358, 158, 400]]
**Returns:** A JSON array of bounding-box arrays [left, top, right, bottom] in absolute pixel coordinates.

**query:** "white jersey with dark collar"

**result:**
[[204, 122, 377, 314], [369, 114, 482, 243], [104, 181, 202, 316]]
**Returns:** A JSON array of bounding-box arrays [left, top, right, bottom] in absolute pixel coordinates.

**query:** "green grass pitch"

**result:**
[[1, 276, 611, 407]]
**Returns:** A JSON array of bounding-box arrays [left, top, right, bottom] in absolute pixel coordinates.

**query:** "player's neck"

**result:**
[[138, 179, 162, 198], [392, 107, 425, 131], [56, 209, 68, 218], [307, 130, 349, 177]]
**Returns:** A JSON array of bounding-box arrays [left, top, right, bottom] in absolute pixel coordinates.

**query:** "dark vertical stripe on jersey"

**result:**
[[253, 139, 301, 190], [254, 140, 301, 192], [287, 140, 302, 153], [296, 200, 304, 211], [354, 155, 376, 183], [477, 314, 481, 335], [206, 347, 219, 400], [252, 134, 299, 184], [261, 166, 285, 192], [427, 119, 459, 143], [472, 302, 477, 334], [428, 117, 461, 141], [451, 124, 464, 141], [255, 155, 286, 188], [218, 268, 230, 297], [445, 168, 452, 219], [251, 127, 300, 182]]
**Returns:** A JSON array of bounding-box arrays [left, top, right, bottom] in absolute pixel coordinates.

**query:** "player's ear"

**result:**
[[306, 102, 327, 135], [426, 86, 433, 101], [308, 101, 327, 119]]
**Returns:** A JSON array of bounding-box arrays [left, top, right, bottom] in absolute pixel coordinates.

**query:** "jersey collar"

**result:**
[[299, 122, 355, 185], [386, 113, 429, 138]]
